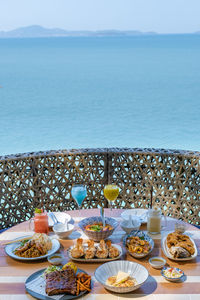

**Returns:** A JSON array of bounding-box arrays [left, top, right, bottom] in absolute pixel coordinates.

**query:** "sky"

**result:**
[[0, 0, 200, 34]]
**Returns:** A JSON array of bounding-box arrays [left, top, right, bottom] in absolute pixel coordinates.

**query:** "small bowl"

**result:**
[[161, 267, 184, 282], [78, 216, 118, 242], [121, 217, 141, 234], [53, 223, 74, 239], [149, 256, 166, 269], [47, 253, 64, 265], [95, 260, 149, 293]]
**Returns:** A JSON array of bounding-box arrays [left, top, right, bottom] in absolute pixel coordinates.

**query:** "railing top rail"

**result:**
[[0, 147, 200, 162]]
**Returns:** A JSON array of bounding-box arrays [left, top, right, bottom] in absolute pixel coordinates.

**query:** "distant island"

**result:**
[[0, 25, 158, 38]]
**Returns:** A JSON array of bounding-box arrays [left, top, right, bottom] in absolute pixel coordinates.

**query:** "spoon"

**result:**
[[49, 212, 63, 225], [128, 214, 132, 227]]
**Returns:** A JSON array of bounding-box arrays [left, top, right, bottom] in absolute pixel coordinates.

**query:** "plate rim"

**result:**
[[161, 234, 197, 261], [5, 236, 60, 261], [25, 268, 88, 300], [67, 243, 123, 262]]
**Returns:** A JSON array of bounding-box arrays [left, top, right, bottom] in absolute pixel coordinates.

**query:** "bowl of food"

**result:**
[[78, 216, 118, 241], [120, 216, 141, 234], [123, 230, 154, 258], [95, 260, 148, 293], [47, 253, 64, 265], [149, 256, 166, 269], [161, 266, 184, 282], [53, 223, 74, 239]]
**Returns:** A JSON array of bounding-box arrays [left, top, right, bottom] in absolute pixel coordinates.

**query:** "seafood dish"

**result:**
[[69, 238, 122, 261], [14, 233, 52, 258], [126, 236, 151, 255], [123, 230, 154, 258], [106, 271, 137, 288], [84, 223, 113, 232], [166, 231, 195, 258]]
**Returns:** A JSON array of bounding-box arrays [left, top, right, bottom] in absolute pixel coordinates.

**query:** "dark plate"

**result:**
[[25, 268, 89, 300]]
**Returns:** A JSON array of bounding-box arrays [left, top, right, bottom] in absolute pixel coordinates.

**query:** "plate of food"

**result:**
[[123, 230, 154, 258], [161, 231, 197, 261], [121, 209, 148, 224], [67, 238, 122, 262], [25, 263, 91, 299], [5, 233, 60, 261]]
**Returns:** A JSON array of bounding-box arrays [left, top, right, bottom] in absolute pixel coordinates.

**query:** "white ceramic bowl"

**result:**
[[120, 216, 141, 234], [95, 260, 149, 293], [48, 212, 71, 227], [47, 253, 64, 265], [149, 256, 166, 269], [53, 223, 74, 239]]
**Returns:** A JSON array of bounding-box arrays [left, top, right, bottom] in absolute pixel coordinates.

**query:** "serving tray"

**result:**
[[67, 243, 122, 262]]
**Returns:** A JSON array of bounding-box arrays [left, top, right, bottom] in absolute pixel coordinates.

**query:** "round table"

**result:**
[[0, 209, 200, 300]]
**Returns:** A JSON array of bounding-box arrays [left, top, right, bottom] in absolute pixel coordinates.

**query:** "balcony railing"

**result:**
[[0, 148, 200, 230]]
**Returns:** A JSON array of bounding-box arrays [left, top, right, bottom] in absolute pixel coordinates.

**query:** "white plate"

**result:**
[[48, 212, 71, 227], [161, 234, 197, 261], [67, 243, 123, 262], [121, 209, 148, 224], [5, 236, 60, 261]]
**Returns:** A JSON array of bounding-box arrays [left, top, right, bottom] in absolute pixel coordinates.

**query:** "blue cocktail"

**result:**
[[71, 184, 87, 211]]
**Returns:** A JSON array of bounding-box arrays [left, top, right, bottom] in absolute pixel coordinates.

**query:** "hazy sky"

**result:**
[[0, 0, 200, 33]]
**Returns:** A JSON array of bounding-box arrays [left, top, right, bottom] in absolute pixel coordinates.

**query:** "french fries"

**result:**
[[76, 273, 91, 295]]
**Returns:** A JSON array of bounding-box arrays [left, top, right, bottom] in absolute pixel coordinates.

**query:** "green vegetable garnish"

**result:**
[[90, 225, 102, 232], [35, 208, 43, 214], [43, 266, 60, 276], [139, 236, 145, 240]]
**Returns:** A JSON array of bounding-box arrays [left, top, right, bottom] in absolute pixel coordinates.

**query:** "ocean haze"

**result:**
[[0, 35, 200, 155]]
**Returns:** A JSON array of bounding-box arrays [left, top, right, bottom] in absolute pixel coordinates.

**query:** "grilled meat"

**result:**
[[45, 266, 77, 296]]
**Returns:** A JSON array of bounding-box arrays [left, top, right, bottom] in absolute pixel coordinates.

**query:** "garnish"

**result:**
[[35, 208, 43, 214], [43, 266, 60, 276], [90, 225, 101, 232]]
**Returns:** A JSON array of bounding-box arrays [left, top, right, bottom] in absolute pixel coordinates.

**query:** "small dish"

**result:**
[[121, 209, 148, 224], [121, 216, 141, 234], [53, 223, 74, 239], [149, 256, 166, 269], [47, 253, 64, 265], [161, 266, 184, 282]]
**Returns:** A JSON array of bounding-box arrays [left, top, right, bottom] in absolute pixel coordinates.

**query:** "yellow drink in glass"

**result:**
[[104, 184, 119, 210]]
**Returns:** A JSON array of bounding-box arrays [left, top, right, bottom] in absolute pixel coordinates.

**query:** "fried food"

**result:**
[[96, 240, 108, 258], [126, 236, 151, 254], [71, 238, 84, 258], [106, 240, 120, 258], [76, 273, 91, 295], [85, 240, 96, 259], [14, 233, 52, 258], [166, 231, 195, 258], [106, 271, 137, 288]]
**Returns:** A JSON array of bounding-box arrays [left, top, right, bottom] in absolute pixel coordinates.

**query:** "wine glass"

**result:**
[[71, 184, 87, 220], [104, 184, 119, 211]]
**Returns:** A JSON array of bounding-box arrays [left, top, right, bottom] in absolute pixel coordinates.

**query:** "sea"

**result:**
[[0, 35, 200, 156]]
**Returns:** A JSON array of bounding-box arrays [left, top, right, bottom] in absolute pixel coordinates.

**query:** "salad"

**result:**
[[162, 267, 183, 279]]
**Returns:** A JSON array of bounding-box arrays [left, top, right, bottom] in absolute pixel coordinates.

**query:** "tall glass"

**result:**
[[71, 184, 87, 220], [104, 184, 119, 211]]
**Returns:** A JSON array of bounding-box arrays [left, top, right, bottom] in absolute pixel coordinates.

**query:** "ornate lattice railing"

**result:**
[[0, 148, 200, 229]]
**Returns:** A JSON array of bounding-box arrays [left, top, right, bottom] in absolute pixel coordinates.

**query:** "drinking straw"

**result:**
[[150, 186, 153, 208]]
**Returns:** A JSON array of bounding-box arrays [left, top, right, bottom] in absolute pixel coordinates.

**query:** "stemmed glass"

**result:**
[[71, 184, 87, 220], [103, 184, 119, 211]]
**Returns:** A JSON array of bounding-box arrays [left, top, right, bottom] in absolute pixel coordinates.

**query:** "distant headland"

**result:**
[[0, 25, 158, 38]]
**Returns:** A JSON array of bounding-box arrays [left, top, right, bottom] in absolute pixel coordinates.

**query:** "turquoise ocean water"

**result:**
[[0, 35, 200, 155]]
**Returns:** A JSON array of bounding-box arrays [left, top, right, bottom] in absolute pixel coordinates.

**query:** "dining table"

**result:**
[[0, 208, 199, 300]]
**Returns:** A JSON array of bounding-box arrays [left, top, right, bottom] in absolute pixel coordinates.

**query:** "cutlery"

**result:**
[[3, 236, 31, 245], [100, 206, 106, 227], [49, 212, 62, 225]]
